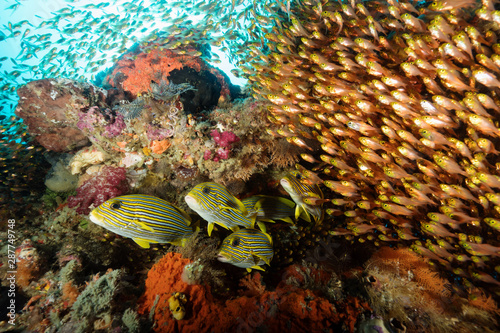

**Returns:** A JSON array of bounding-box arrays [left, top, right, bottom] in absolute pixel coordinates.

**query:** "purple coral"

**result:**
[[146, 125, 175, 141], [67, 166, 129, 215], [77, 107, 125, 138], [77, 106, 102, 132], [104, 113, 126, 138]]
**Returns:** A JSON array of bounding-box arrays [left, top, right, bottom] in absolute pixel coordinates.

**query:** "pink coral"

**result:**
[[210, 129, 239, 148], [203, 150, 212, 161], [214, 147, 230, 161], [206, 130, 240, 161], [67, 166, 129, 214]]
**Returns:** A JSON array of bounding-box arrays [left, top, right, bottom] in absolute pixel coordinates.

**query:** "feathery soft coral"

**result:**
[[67, 166, 129, 214]]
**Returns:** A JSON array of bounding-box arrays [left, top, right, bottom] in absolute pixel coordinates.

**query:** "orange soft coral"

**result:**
[[109, 48, 204, 97], [150, 139, 171, 155], [139, 253, 367, 333], [108, 43, 233, 100], [16, 260, 41, 289], [138, 252, 232, 332]]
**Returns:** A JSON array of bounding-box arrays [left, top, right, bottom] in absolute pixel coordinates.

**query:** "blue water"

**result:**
[[0, 0, 252, 119]]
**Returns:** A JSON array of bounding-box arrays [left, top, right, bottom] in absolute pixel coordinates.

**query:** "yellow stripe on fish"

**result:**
[[241, 195, 296, 224], [218, 228, 273, 272], [89, 194, 193, 248], [280, 170, 324, 223], [185, 182, 258, 236]]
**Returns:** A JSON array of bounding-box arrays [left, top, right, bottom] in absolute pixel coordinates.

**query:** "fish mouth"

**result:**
[[89, 210, 103, 226], [217, 253, 229, 263], [184, 195, 199, 210]]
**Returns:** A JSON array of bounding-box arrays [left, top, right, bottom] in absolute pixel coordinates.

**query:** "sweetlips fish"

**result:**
[[241, 195, 295, 224], [280, 170, 324, 223], [218, 228, 273, 272], [185, 182, 259, 236], [89, 194, 194, 248]]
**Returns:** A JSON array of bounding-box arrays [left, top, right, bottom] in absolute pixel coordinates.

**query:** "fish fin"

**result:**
[[258, 255, 271, 266], [280, 216, 295, 224], [174, 206, 192, 223], [294, 204, 301, 221], [233, 196, 248, 215], [276, 196, 296, 207], [192, 220, 201, 233], [170, 238, 189, 247], [253, 197, 265, 211], [257, 221, 267, 233], [264, 231, 273, 246], [250, 265, 265, 271], [247, 210, 258, 222], [137, 221, 155, 233], [230, 225, 240, 232], [246, 267, 252, 273], [132, 238, 150, 248], [297, 205, 311, 222], [170, 239, 183, 246], [220, 193, 248, 215], [220, 205, 242, 213], [313, 209, 325, 225], [253, 251, 271, 266], [208, 223, 215, 236]]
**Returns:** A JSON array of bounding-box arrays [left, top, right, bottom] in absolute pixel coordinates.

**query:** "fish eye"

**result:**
[[295, 173, 302, 180], [231, 238, 240, 247], [202, 186, 211, 194], [110, 202, 121, 209]]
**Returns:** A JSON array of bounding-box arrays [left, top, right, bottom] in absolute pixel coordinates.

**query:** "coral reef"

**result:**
[[205, 129, 240, 161], [15, 239, 43, 289], [8, 1, 500, 332], [69, 146, 109, 175], [107, 46, 229, 110]]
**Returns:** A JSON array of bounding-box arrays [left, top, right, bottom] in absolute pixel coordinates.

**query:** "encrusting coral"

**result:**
[[364, 247, 500, 332], [139, 251, 369, 333]]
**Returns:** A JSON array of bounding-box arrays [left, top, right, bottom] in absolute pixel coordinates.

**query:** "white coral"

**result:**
[[120, 152, 144, 168], [69, 147, 109, 174]]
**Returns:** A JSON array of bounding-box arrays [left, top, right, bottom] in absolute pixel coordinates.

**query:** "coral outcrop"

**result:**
[[106, 46, 231, 113], [15, 78, 106, 152]]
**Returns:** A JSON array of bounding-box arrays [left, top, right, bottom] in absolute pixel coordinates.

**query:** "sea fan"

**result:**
[[151, 81, 195, 102], [113, 98, 145, 120]]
